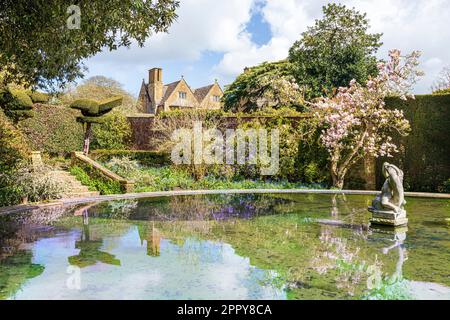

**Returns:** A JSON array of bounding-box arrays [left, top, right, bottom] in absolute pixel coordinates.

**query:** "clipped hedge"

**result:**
[[379, 94, 450, 192], [0, 109, 31, 206], [0, 88, 34, 122], [0, 109, 30, 172], [90, 150, 170, 167], [26, 90, 50, 103], [19, 104, 84, 157], [70, 99, 100, 115]]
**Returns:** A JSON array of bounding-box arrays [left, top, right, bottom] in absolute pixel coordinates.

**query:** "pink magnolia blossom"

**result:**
[[312, 49, 423, 188]]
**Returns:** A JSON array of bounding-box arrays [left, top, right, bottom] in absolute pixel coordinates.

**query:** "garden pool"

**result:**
[[0, 193, 449, 300]]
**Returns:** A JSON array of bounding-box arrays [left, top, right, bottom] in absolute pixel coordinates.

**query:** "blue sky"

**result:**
[[83, 0, 450, 97]]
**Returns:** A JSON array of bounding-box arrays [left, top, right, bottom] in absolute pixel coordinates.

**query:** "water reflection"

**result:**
[[0, 193, 449, 300], [69, 205, 121, 268]]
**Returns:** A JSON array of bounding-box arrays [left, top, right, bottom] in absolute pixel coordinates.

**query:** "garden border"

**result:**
[[1, 189, 448, 216]]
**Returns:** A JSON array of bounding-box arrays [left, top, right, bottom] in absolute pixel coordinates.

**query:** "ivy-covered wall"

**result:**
[[378, 94, 450, 192]]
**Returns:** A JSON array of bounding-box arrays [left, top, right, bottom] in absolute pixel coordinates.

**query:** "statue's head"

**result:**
[[382, 162, 390, 178], [382, 162, 404, 180]]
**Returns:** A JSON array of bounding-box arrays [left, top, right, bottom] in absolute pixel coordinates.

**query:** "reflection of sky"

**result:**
[[10, 226, 286, 300]]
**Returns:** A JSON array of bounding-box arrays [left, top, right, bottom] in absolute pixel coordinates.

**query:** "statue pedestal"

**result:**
[[368, 207, 408, 227]]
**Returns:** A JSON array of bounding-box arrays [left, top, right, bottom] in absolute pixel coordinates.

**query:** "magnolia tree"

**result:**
[[312, 49, 423, 189]]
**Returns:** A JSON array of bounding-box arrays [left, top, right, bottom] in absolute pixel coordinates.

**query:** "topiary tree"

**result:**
[[70, 96, 123, 155], [0, 88, 34, 123], [25, 90, 50, 103]]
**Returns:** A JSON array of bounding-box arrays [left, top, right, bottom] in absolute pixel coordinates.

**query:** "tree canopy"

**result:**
[[222, 60, 304, 113], [0, 0, 179, 90], [288, 3, 382, 100]]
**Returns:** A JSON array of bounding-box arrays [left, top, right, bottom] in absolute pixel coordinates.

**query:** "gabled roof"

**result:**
[[160, 80, 181, 105], [193, 84, 214, 103]]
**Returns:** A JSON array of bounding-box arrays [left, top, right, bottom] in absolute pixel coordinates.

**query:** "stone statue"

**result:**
[[369, 162, 408, 226]]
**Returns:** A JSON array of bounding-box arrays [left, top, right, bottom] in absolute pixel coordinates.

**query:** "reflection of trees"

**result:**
[[0, 204, 79, 299], [68, 207, 121, 268], [310, 225, 373, 297], [0, 251, 44, 299]]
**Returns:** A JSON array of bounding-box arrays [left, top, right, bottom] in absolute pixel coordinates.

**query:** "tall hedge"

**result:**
[[0, 109, 30, 206], [19, 104, 84, 157], [379, 94, 450, 192], [0, 109, 30, 171]]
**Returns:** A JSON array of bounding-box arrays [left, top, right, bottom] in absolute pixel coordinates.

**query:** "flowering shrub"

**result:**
[[14, 165, 69, 202], [313, 50, 423, 188], [105, 156, 140, 177]]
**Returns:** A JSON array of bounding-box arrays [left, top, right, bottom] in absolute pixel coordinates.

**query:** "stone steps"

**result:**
[[49, 169, 100, 199]]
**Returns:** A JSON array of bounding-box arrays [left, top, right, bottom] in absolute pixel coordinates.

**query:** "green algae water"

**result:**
[[0, 193, 449, 300]]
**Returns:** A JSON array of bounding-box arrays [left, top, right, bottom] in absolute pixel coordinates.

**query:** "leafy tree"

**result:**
[[222, 60, 304, 113], [70, 96, 123, 155], [0, 1, 179, 90], [288, 3, 382, 100]]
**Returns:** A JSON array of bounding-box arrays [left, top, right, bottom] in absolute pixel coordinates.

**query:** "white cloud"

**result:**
[[85, 0, 256, 93], [86, 0, 450, 94], [214, 0, 450, 93]]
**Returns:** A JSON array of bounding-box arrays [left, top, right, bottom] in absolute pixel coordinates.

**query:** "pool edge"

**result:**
[[1, 189, 449, 215]]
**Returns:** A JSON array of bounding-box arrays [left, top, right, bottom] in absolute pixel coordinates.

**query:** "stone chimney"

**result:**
[[148, 68, 163, 107]]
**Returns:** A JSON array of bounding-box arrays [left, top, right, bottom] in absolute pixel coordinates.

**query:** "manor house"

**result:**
[[138, 68, 223, 114]]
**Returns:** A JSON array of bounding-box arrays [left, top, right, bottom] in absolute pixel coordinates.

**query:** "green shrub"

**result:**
[[297, 126, 330, 185], [10, 89, 33, 108], [0, 109, 30, 172], [19, 104, 84, 156], [0, 88, 34, 122], [91, 111, 132, 150], [90, 150, 169, 167], [26, 90, 50, 103], [1, 165, 69, 205], [236, 116, 322, 182], [105, 157, 140, 177], [69, 165, 122, 195], [128, 166, 323, 193], [0, 109, 31, 207], [14, 165, 68, 202], [433, 88, 450, 95]]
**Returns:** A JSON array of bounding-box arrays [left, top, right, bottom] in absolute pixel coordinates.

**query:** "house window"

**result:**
[[212, 95, 220, 102], [179, 91, 187, 99]]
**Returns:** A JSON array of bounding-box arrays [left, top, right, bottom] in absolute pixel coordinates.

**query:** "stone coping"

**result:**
[[0, 189, 448, 216]]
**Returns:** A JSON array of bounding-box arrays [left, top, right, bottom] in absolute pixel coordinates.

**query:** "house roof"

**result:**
[[160, 80, 181, 105], [144, 76, 223, 107], [193, 84, 214, 103]]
